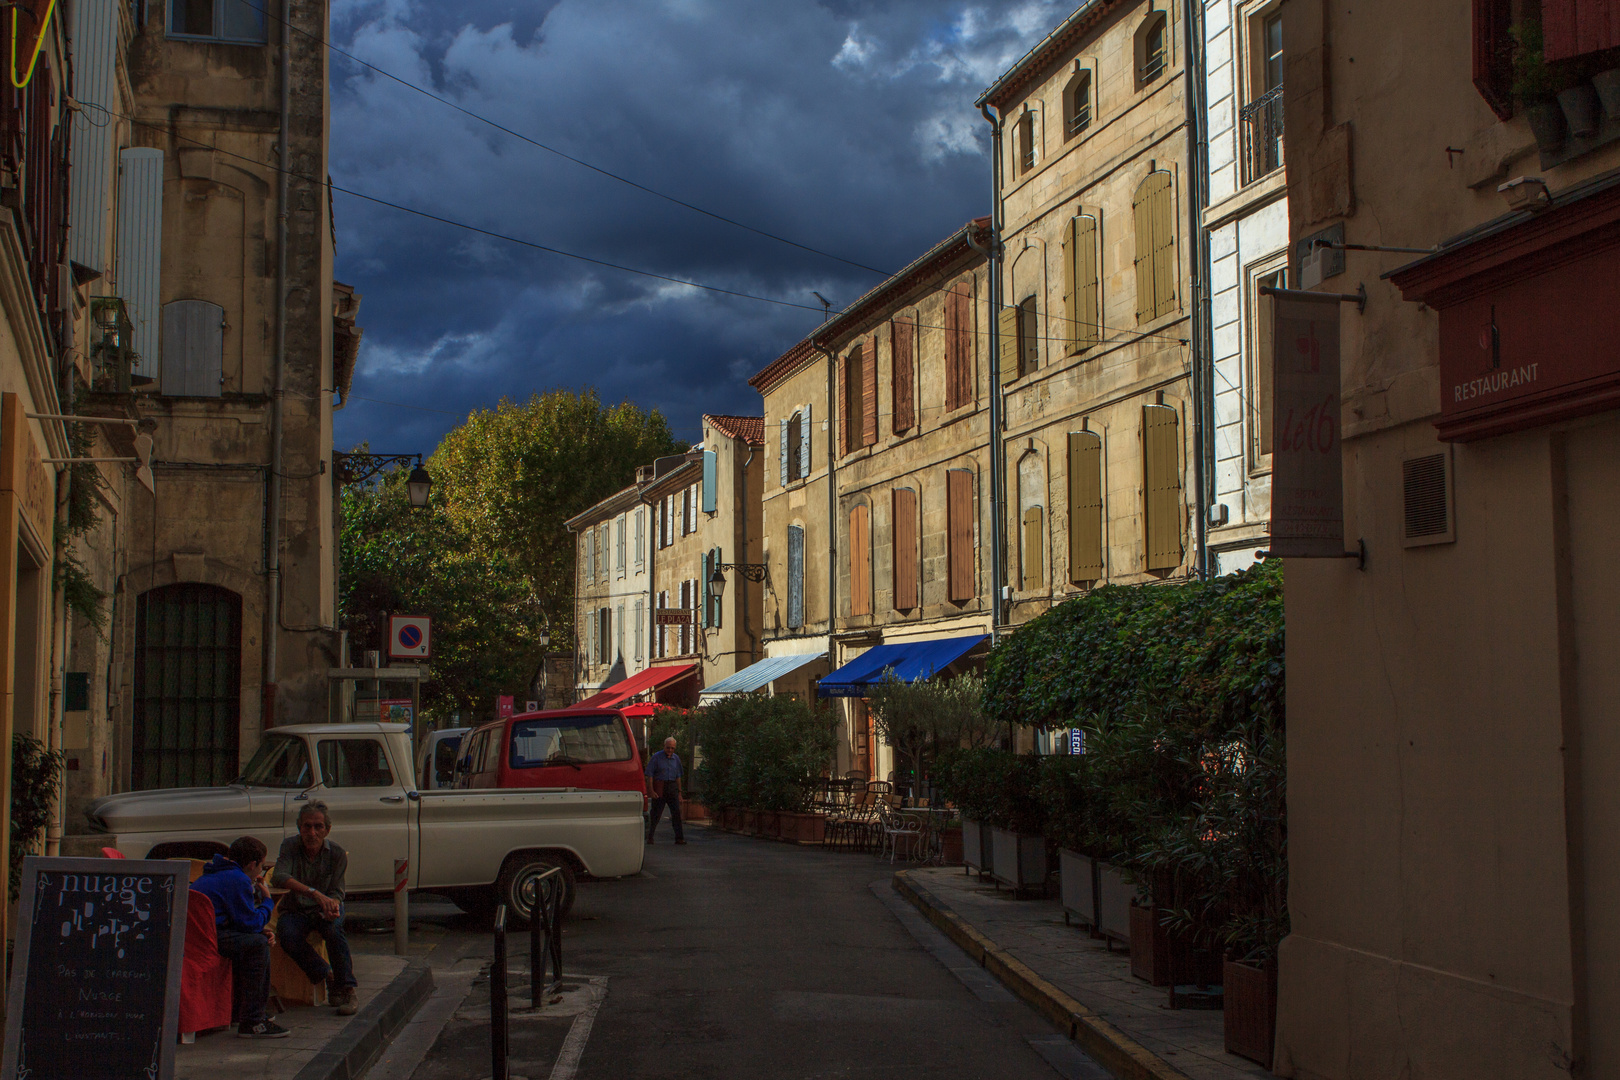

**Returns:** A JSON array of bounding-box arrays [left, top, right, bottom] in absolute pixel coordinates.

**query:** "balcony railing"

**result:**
[[1240, 86, 1285, 185]]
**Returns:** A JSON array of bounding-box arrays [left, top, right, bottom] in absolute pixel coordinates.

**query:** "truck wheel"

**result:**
[[496, 855, 576, 924]]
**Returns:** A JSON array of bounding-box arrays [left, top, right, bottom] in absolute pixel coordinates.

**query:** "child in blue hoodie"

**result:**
[[191, 836, 290, 1039]]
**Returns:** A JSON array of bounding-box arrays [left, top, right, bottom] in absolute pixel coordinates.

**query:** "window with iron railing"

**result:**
[[1065, 70, 1092, 139], [1240, 86, 1285, 184]]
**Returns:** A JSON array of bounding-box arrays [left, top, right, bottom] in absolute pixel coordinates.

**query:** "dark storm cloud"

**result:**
[[330, 0, 1067, 449]]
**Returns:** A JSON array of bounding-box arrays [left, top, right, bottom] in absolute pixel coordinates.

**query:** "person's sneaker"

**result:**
[[674, 839, 687, 845], [237, 1019, 292, 1039], [330, 985, 359, 1016], [645, 835, 654, 844]]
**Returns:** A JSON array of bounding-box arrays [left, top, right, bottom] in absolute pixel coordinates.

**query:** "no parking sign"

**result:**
[[388, 615, 432, 659]]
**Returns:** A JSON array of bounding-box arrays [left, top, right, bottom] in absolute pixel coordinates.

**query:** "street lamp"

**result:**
[[708, 561, 768, 602], [406, 463, 432, 508], [538, 624, 551, 650]]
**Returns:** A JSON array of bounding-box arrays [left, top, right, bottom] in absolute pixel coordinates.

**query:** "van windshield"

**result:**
[[510, 714, 631, 768]]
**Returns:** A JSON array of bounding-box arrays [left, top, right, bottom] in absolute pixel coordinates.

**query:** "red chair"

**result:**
[[179, 891, 233, 1042]]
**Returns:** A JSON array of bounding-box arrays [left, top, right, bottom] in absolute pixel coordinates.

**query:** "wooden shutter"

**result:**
[[947, 469, 975, 601], [891, 316, 915, 433], [779, 419, 790, 487], [998, 305, 1020, 385], [787, 525, 805, 628], [1021, 506, 1044, 591], [798, 404, 811, 479], [892, 488, 918, 610], [945, 282, 972, 409], [842, 351, 859, 455], [1019, 299, 1039, 374], [701, 550, 712, 628], [117, 147, 164, 378], [849, 504, 872, 616], [1134, 172, 1175, 323], [1063, 217, 1077, 354], [863, 333, 879, 446], [1472, 0, 1514, 118], [1068, 431, 1103, 581], [1075, 216, 1099, 350], [1543, 0, 1620, 62], [161, 299, 224, 397], [1142, 404, 1184, 570]]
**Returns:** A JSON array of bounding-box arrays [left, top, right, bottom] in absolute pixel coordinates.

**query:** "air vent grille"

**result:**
[[1402, 452, 1454, 546]]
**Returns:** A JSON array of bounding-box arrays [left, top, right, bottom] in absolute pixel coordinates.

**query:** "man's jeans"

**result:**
[[277, 908, 357, 989], [215, 928, 271, 1025], [647, 791, 684, 841]]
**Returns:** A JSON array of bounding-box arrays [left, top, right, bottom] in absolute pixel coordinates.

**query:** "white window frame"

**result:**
[[167, 0, 268, 43]]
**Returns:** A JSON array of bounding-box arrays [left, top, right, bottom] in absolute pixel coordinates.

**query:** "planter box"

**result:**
[[1224, 959, 1277, 1069], [682, 800, 708, 822], [990, 827, 1046, 892], [756, 810, 778, 838], [940, 827, 963, 865], [962, 819, 986, 872], [779, 811, 826, 844], [740, 809, 758, 834], [1097, 861, 1133, 946], [1130, 901, 1171, 986], [1059, 849, 1096, 928]]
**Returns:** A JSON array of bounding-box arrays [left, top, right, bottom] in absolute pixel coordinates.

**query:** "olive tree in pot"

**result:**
[[986, 753, 1047, 894], [1512, 21, 1569, 150], [933, 747, 999, 875]]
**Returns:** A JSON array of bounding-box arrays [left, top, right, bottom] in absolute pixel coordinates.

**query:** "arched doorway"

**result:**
[[133, 583, 242, 788]]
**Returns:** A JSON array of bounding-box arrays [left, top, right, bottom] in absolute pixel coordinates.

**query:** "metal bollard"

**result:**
[[393, 858, 409, 957], [529, 866, 563, 1008], [491, 905, 509, 1080]]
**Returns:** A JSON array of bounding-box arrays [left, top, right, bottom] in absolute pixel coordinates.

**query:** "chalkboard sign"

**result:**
[[2, 857, 189, 1080]]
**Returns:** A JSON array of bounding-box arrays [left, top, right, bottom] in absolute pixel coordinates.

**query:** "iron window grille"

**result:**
[[1240, 86, 1285, 184]]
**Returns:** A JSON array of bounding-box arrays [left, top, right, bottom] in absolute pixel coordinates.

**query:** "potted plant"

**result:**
[[1512, 21, 1567, 151], [934, 747, 999, 875], [987, 753, 1047, 894]]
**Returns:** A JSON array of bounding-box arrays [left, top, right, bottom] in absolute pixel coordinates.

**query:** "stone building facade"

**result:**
[[566, 482, 649, 696], [977, 0, 1200, 638], [1274, 1, 1620, 1075], [1202, 0, 1285, 573]]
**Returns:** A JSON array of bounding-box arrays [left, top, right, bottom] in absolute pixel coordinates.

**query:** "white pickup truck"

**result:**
[[84, 723, 644, 917]]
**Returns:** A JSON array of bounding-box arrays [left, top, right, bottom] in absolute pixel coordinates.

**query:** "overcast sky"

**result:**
[[329, 0, 1068, 452]]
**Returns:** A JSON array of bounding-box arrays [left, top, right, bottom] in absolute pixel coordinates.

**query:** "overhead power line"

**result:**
[[245, 0, 894, 278]]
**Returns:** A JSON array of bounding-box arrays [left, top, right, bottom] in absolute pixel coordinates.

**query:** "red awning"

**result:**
[[576, 663, 698, 709]]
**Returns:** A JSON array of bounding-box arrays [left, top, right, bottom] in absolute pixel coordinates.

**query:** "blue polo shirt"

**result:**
[[646, 750, 683, 783]]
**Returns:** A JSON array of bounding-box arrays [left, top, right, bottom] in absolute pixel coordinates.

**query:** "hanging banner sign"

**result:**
[[654, 608, 692, 626], [1270, 293, 1346, 557]]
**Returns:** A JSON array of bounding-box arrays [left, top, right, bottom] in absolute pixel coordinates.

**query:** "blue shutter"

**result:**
[[787, 526, 805, 629], [799, 405, 812, 479], [161, 300, 225, 397], [68, 0, 119, 275], [703, 451, 717, 513], [779, 421, 789, 487], [701, 551, 712, 628], [116, 148, 164, 379]]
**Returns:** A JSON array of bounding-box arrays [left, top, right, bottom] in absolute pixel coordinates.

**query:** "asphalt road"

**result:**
[[350, 824, 1108, 1080]]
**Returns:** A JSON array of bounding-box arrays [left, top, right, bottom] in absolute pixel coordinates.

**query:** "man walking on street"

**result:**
[[646, 736, 686, 844], [271, 801, 359, 1015], [191, 836, 289, 1038]]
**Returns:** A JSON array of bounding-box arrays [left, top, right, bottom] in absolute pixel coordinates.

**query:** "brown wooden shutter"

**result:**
[[1021, 506, 1044, 591], [1472, 0, 1514, 118], [946, 282, 974, 409], [892, 487, 918, 610], [1019, 298, 1039, 374], [1543, 0, 1620, 62], [1062, 217, 1078, 354], [849, 504, 871, 616], [947, 469, 975, 601], [1150, 177, 1177, 320], [1142, 404, 1183, 570], [1075, 216, 1099, 350], [944, 285, 962, 409], [891, 316, 915, 433], [998, 305, 1020, 385], [1133, 180, 1155, 324], [1068, 431, 1103, 581], [863, 333, 879, 447]]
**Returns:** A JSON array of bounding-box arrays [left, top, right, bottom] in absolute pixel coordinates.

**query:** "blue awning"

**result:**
[[697, 652, 826, 700], [817, 634, 987, 698]]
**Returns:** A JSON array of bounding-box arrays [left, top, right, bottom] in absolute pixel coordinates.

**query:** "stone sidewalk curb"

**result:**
[[290, 958, 436, 1080], [892, 870, 1192, 1080]]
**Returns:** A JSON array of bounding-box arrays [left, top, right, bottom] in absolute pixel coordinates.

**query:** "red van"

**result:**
[[455, 707, 645, 798]]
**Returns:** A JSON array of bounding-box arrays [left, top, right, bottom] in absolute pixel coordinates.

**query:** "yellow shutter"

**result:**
[[1151, 175, 1177, 319], [1062, 216, 1077, 355], [1022, 506, 1044, 591], [1133, 181, 1155, 324], [1142, 404, 1183, 570], [999, 304, 1020, 384], [1075, 215, 1099, 350], [1020, 299, 1039, 374], [1068, 430, 1103, 581]]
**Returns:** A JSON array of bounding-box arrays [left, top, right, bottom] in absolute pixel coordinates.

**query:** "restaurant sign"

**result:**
[[1269, 292, 1346, 558]]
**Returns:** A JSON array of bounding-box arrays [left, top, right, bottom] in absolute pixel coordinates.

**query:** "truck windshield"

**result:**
[[238, 735, 312, 788], [510, 715, 630, 768]]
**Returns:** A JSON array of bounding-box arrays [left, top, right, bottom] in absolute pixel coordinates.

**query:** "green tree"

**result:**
[[866, 671, 997, 798], [430, 390, 684, 650], [340, 468, 536, 720]]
